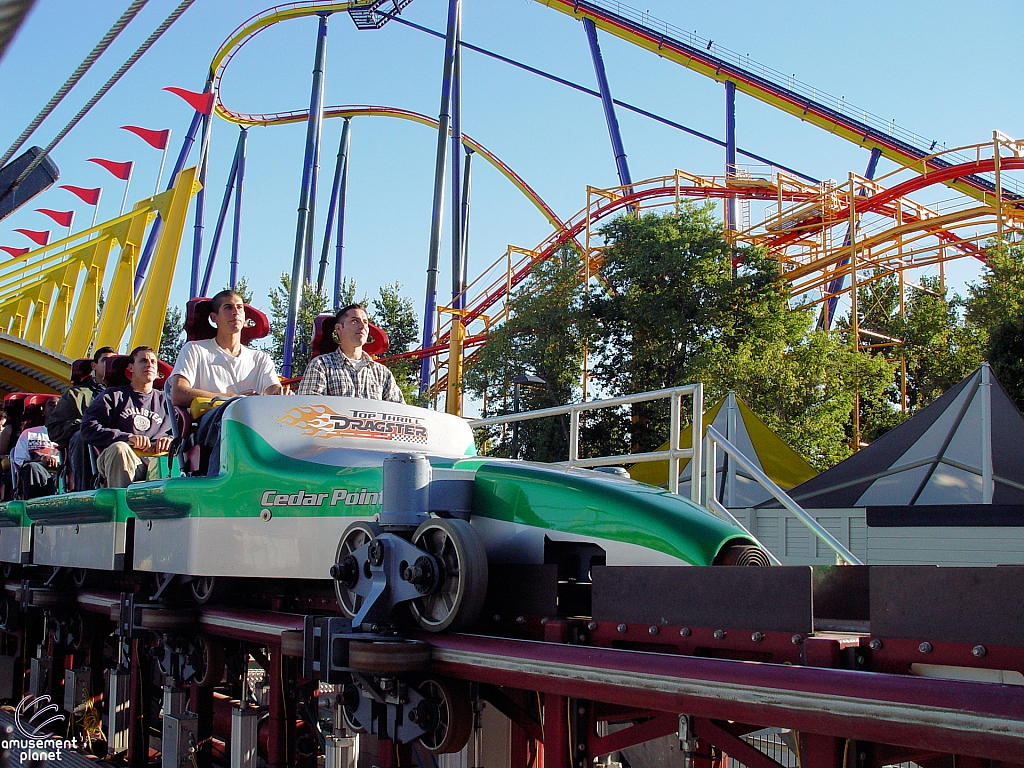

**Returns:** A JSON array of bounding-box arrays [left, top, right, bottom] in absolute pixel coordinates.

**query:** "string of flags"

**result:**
[[1, 85, 212, 257]]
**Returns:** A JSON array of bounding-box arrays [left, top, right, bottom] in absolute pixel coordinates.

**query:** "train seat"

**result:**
[[310, 313, 390, 359], [70, 358, 93, 385], [184, 296, 270, 344], [98, 355, 173, 389]]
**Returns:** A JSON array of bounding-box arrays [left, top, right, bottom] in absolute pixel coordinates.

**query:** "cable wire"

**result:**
[[0, 0, 149, 169], [11, 0, 196, 189]]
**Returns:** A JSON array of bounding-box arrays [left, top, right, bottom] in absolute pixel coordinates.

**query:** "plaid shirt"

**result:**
[[296, 350, 404, 403]]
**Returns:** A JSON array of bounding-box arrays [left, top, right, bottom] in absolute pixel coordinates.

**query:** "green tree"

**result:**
[[968, 243, 1024, 411], [966, 244, 1024, 340], [900, 276, 982, 410], [266, 274, 329, 374], [371, 281, 420, 404], [160, 305, 184, 364], [589, 207, 894, 467], [229, 275, 253, 304], [988, 316, 1024, 411], [840, 272, 982, 438], [464, 246, 596, 461], [333, 276, 368, 312]]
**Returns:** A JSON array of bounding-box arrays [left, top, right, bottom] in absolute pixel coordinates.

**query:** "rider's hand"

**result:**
[[152, 436, 173, 453], [128, 434, 152, 452], [43, 454, 59, 469]]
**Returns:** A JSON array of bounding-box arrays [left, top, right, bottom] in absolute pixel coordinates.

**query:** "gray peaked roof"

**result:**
[[781, 364, 1024, 508]]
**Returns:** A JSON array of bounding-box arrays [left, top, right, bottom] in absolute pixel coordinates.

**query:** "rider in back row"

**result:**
[[9, 290, 402, 494]]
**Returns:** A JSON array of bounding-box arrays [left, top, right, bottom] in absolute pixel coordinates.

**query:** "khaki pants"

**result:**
[[96, 442, 160, 488]]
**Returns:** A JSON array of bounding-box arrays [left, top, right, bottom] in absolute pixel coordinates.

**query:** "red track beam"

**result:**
[[423, 633, 1024, 762]]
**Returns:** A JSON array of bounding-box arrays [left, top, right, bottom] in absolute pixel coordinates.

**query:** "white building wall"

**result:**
[[731, 506, 1024, 566]]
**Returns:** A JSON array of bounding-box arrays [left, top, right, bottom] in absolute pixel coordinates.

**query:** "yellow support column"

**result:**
[[130, 166, 199, 349], [24, 288, 47, 345], [65, 256, 105, 359], [445, 309, 466, 416], [95, 208, 151, 350], [42, 263, 77, 352]]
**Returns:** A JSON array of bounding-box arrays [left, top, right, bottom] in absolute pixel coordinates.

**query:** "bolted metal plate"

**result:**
[[871, 566, 1024, 646], [592, 566, 813, 634]]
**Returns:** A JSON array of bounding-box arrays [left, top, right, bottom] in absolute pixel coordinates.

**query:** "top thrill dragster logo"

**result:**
[[278, 404, 428, 443]]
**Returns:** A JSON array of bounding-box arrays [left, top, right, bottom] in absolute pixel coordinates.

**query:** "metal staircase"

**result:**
[[347, 0, 415, 30]]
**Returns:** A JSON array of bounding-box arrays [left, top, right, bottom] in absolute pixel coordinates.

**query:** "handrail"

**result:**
[[470, 384, 703, 505], [703, 425, 862, 566]]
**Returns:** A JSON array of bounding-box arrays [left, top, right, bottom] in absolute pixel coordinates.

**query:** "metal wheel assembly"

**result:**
[[189, 575, 229, 605], [415, 677, 473, 755], [409, 518, 488, 632], [333, 520, 381, 618], [191, 634, 225, 688]]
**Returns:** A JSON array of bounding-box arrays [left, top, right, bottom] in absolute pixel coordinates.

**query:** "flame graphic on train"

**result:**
[[278, 405, 428, 444]]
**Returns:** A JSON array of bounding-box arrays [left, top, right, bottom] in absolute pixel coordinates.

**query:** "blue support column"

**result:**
[[318, 118, 351, 296], [333, 120, 352, 308], [190, 110, 211, 298], [199, 133, 242, 296], [725, 80, 737, 231], [133, 107, 203, 297], [420, 0, 461, 394], [229, 127, 247, 290], [450, 4, 463, 308], [283, 12, 331, 377], [820, 147, 882, 329], [457, 147, 473, 309], [583, 17, 632, 189]]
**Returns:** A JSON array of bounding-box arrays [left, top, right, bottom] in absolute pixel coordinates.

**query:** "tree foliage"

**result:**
[[971, 245, 1024, 411], [265, 274, 329, 374], [159, 305, 184, 364], [371, 281, 420, 403], [464, 247, 595, 461], [465, 207, 904, 469]]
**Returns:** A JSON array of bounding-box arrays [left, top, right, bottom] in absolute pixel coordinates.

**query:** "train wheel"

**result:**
[[341, 682, 367, 733], [191, 635, 225, 688], [347, 639, 431, 674], [0, 595, 17, 630], [415, 677, 473, 755], [409, 519, 487, 633], [189, 576, 230, 605], [66, 611, 88, 651], [334, 521, 381, 618], [715, 543, 771, 567]]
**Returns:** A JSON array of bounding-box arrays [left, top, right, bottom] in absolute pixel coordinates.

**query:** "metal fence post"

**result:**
[[689, 383, 703, 505]]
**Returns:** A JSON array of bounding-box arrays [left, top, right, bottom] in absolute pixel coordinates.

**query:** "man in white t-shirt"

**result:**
[[169, 289, 289, 474]]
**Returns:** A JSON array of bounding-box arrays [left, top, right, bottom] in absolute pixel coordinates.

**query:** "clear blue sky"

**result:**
[[2, 0, 1021, 344]]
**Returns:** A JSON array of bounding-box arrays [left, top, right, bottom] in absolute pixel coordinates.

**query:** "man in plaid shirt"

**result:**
[[296, 304, 405, 402]]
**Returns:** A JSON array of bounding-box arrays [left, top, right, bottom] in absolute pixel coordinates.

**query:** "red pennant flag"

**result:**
[[14, 229, 50, 246], [164, 86, 215, 115], [121, 125, 170, 150], [0, 246, 30, 258], [88, 157, 133, 181], [59, 185, 102, 205], [35, 209, 74, 228]]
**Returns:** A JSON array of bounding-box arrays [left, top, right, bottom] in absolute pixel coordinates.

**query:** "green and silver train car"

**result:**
[[5, 396, 766, 628]]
